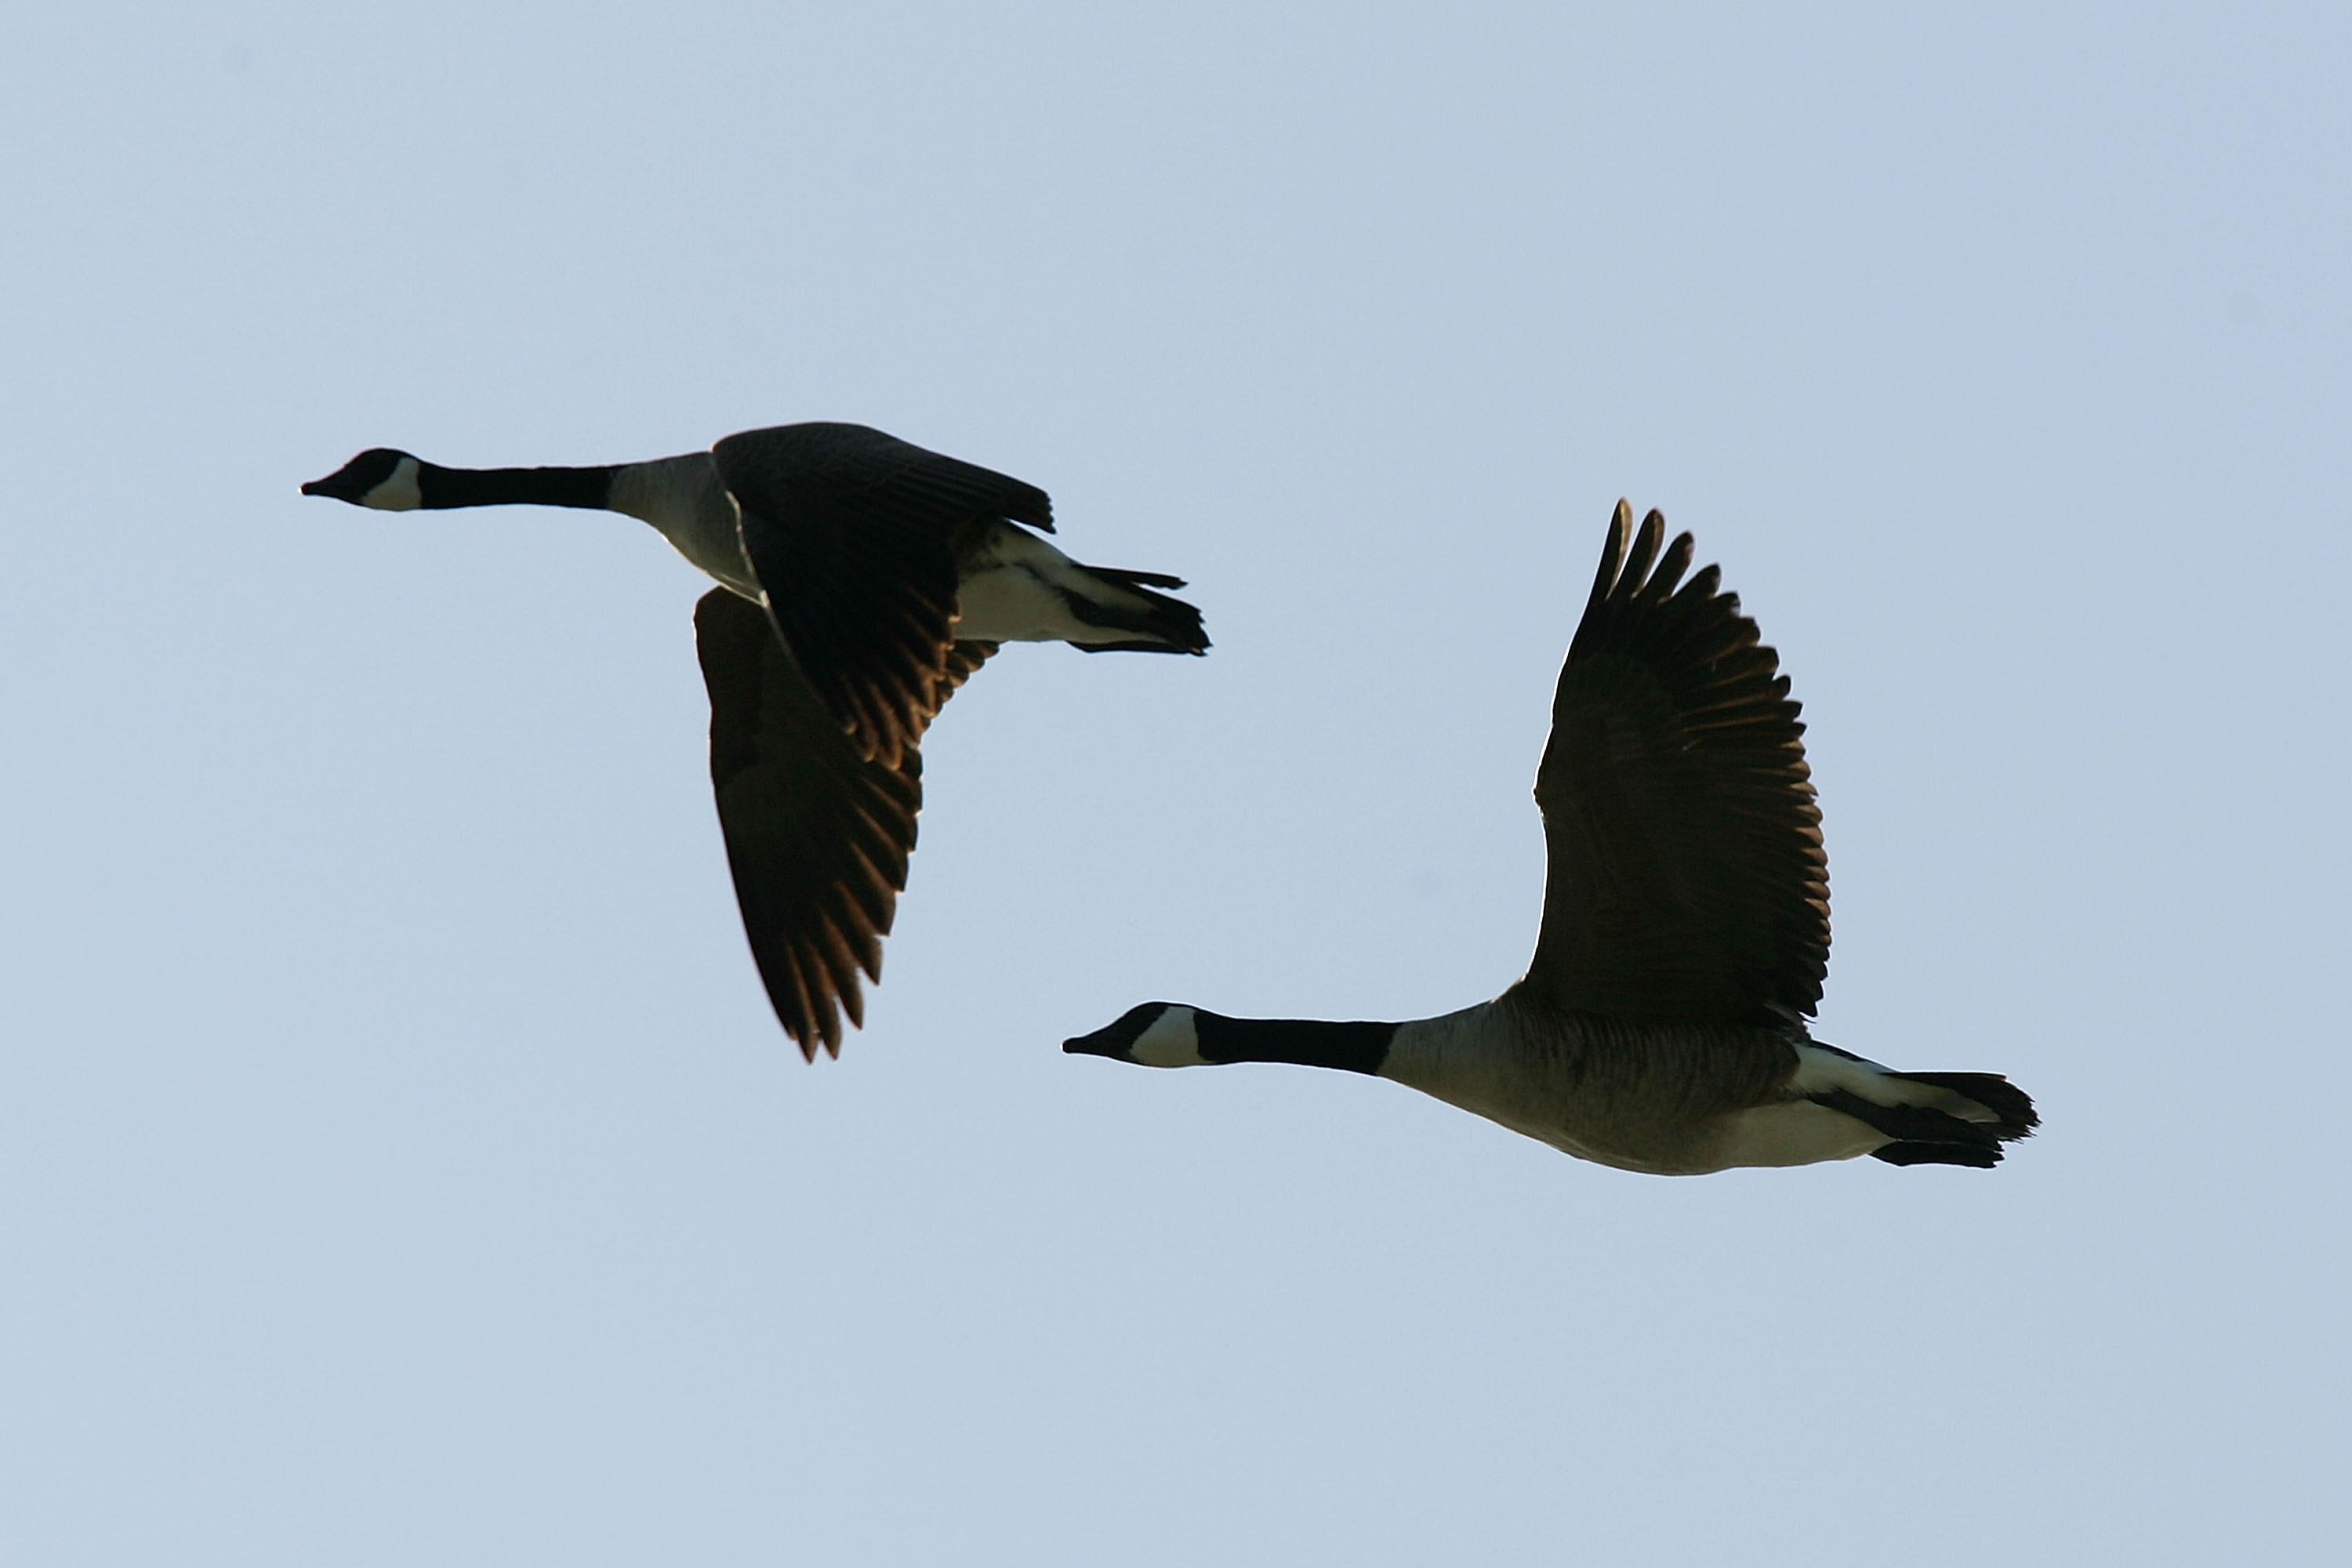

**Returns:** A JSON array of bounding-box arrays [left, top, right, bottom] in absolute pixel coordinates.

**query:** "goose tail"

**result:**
[[1796, 1044, 2040, 1169], [1063, 562, 1211, 655]]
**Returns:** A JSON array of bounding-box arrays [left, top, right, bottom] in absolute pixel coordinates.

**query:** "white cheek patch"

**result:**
[[1130, 1006, 1207, 1068], [361, 456, 423, 510]]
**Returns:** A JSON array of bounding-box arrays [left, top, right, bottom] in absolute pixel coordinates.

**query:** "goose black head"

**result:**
[[301, 448, 422, 509], [1063, 1003, 1206, 1068]]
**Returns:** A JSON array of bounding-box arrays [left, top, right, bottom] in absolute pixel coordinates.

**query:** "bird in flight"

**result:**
[[1067, 503, 2034, 1173], [305, 421, 1207, 1058]]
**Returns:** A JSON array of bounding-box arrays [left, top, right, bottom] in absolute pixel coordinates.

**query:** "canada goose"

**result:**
[[303, 422, 1207, 1058], [1067, 503, 2036, 1172]]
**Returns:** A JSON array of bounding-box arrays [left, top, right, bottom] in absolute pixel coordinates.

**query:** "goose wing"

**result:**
[[1522, 503, 1828, 1025], [712, 422, 1052, 768], [695, 586, 996, 1058]]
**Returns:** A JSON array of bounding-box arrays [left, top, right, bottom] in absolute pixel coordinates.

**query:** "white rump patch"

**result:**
[[1791, 1042, 1901, 1102], [1793, 1042, 1999, 1123], [953, 562, 1083, 643], [953, 523, 1161, 645]]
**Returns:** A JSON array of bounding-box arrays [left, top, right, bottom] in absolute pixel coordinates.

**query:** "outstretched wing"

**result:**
[[1522, 503, 1829, 1025], [713, 422, 1051, 768], [694, 586, 995, 1058]]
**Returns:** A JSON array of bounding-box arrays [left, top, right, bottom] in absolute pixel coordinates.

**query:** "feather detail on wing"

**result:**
[[694, 592, 996, 1057], [713, 423, 1049, 768], [1522, 503, 1829, 1025]]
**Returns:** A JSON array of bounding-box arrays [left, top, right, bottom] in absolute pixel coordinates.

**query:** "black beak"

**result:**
[[1062, 1030, 1116, 1057], [1063, 1011, 1156, 1059]]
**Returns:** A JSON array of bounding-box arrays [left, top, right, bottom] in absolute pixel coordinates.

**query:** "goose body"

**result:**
[[303, 421, 1208, 1057], [1066, 505, 2035, 1173]]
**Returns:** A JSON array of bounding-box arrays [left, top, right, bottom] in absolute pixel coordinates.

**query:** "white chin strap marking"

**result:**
[[1130, 1007, 1207, 1068]]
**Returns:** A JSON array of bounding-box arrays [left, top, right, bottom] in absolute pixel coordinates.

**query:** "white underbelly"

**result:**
[[1710, 1101, 1887, 1170]]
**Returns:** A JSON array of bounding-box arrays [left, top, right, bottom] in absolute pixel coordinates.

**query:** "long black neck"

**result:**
[[1195, 1012, 1396, 1076], [416, 463, 622, 511]]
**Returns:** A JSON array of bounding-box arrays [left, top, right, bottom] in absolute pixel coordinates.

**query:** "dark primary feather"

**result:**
[[713, 423, 1053, 768], [1522, 503, 1830, 1024], [694, 589, 996, 1058]]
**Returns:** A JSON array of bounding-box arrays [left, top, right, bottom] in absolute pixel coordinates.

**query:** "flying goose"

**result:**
[[1067, 503, 2036, 1172], [303, 421, 1207, 1058]]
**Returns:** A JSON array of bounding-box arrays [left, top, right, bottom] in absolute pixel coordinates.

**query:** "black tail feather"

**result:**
[[1810, 1080, 2037, 1170], [1068, 562, 1211, 655], [1812, 1089, 2006, 1154], [1871, 1141, 2003, 1169], [1896, 1071, 2040, 1135], [1086, 564, 1189, 590]]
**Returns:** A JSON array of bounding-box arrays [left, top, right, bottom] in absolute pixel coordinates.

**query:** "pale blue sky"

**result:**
[[5, 4, 2347, 1563]]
